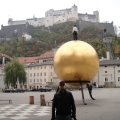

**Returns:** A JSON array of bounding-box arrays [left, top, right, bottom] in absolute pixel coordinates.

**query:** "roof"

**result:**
[[19, 56, 40, 64], [19, 50, 54, 63], [78, 20, 115, 36], [36, 50, 54, 60], [100, 60, 120, 66], [0, 23, 34, 38], [24, 61, 53, 67]]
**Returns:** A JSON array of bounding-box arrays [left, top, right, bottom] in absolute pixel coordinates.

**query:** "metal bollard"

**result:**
[[29, 96, 34, 104]]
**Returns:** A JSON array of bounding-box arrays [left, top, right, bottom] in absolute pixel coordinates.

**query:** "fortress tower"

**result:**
[[71, 4, 78, 20], [93, 11, 99, 22]]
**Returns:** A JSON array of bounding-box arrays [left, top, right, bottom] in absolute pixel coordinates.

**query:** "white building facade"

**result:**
[[93, 60, 120, 88], [8, 5, 99, 27], [24, 50, 60, 89]]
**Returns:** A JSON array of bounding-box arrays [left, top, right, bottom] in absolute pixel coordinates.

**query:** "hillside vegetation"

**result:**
[[0, 21, 120, 58]]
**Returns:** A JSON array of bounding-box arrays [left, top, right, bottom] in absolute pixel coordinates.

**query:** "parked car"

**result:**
[[15, 88, 25, 92], [46, 87, 52, 91], [39, 87, 52, 92], [3, 88, 17, 93], [24, 89, 31, 92], [3, 88, 25, 93], [30, 88, 39, 91]]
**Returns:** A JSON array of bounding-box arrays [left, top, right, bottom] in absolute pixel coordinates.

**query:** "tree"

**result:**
[[4, 58, 26, 88]]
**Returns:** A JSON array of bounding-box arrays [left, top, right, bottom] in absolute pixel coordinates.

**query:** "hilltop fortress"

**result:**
[[1, 5, 114, 40], [8, 4, 99, 27]]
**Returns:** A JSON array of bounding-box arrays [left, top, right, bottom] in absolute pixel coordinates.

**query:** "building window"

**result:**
[[51, 79, 52, 82], [44, 66, 46, 69], [37, 73, 39, 76], [41, 66, 42, 69], [34, 67, 36, 70], [37, 67, 39, 69], [51, 66, 52, 69], [105, 77, 108, 82], [40, 73, 42, 76], [30, 68, 32, 70], [51, 72, 52, 76], [34, 73, 35, 76], [43, 60, 46, 62], [30, 79, 32, 82], [118, 70, 120, 72], [30, 73, 32, 77], [37, 79, 39, 82], [40, 79, 42, 82], [44, 72, 46, 76], [105, 71, 107, 73], [118, 77, 120, 81], [44, 78, 46, 82], [34, 79, 35, 82]]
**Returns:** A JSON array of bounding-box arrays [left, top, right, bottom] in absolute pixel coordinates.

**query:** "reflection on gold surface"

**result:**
[[54, 40, 99, 86]]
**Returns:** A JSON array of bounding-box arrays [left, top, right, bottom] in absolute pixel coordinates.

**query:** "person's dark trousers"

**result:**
[[56, 115, 72, 120], [73, 31, 78, 40]]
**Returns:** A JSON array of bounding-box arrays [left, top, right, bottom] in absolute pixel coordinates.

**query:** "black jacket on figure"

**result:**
[[51, 90, 76, 119], [56, 87, 59, 93]]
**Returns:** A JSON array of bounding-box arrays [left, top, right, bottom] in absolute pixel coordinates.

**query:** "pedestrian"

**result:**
[[51, 81, 77, 120], [72, 25, 78, 40]]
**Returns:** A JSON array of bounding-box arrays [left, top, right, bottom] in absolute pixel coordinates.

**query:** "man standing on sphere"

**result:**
[[51, 81, 77, 120], [72, 25, 78, 40]]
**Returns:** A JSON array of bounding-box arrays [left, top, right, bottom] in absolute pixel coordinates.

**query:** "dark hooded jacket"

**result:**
[[52, 90, 76, 119]]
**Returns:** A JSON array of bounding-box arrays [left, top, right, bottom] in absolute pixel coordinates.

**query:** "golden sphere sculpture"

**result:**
[[54, 40, 99, 86]]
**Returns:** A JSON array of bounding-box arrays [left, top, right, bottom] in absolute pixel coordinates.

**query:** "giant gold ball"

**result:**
[[54, 40, 99, 86]]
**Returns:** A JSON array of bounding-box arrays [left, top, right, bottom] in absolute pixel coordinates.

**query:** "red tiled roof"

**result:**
[[36, 50, 54, 59], [19, 50, 54, 64], [19, 56, 40, 64]]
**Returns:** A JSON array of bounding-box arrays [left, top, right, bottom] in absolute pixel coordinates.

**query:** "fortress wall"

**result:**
[[9, 20, 26, 25], [8, 5, 99, 27], [53, 15, 67, 24]]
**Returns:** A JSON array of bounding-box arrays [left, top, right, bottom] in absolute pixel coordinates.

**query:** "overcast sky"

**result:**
[[0, 0, 120, 28]]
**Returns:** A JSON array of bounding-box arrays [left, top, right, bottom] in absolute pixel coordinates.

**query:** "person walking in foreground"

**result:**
[[72, 25, 78, 40], [51, 81, 77, 120]]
